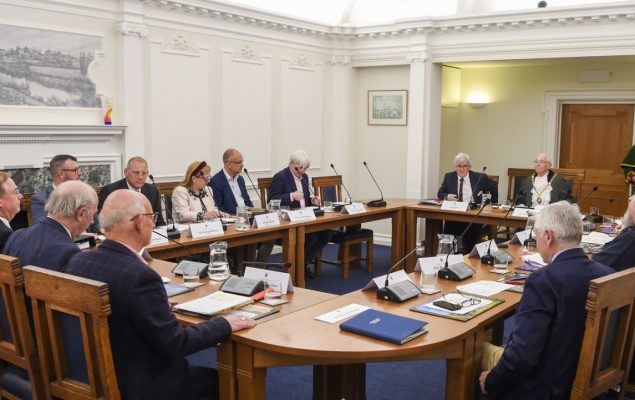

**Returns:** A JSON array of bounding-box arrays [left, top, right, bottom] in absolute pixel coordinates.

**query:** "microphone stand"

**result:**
[[362, 161, 386, 207], [242, 167, 263, 207], [376, 240, 426, 302], [330, 163, 353, 204], [467, 166, 487, 210], [481, 192, 525, 265], [149, 175, 180, 240], [304, 175, 324, 217]]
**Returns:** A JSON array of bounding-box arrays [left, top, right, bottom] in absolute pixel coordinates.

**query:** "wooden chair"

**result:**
[[23, 266, 120, 400], [570, 267, 635, 400], [257, 177, 273, 209], [311, 176, 373, 279], [0, 255, 46, 400], [506, 167, 585, 203]]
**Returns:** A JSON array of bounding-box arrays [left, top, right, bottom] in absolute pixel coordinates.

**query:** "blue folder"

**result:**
[[339, 309, 428, 345]]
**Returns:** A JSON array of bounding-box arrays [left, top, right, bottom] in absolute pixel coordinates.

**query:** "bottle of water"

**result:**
[[208, 241, 230, 281]]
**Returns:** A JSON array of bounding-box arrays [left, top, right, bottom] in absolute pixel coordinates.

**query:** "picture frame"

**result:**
[[368, 90, 408, 126]]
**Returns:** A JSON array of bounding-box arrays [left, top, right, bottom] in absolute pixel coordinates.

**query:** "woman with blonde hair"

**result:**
[[172, 161, 227, 223]]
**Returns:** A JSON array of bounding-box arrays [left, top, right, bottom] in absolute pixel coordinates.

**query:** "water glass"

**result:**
[[437, 234, 455, 256], [268, 199, 282, 217], [323, 200, 333, 212], [589, 206, 600, 216], [492, 260, 510, 274], [182, 263, 200, 287], [419, 271, 438, 293], [264, 280, 282, 299], [235, 206, 250, 231], [481, 192, 492, 213], [208, 241, 230, 281]]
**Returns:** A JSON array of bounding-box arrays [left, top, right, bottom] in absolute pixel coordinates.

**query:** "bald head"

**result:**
[[100, 189, 154, 250], [45, 181, 97, 239], [534, 153, 552, 177]]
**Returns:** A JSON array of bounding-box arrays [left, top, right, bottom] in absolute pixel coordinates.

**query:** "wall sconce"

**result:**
[[467, 101, 488, 109], [465, 93, 490, 109]]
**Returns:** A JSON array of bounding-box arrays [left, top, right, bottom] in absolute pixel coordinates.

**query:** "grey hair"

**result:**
[[126, 156, 148, 169], [289, 149, 310, 169], [45, 181, 97, 218], [99, 190, 146, 230], [454, 153, 471, 166], [534, 201, 582, 243], [49, 154, 77, 177]]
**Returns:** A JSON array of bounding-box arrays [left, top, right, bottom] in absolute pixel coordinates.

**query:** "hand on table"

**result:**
[[224, 315, 257, 332]]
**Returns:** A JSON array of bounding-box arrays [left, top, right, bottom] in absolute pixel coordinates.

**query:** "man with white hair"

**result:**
[[269, 149, 331, 277], [593, 194, 635, 271], [479, 201, 613, 400], [520, 152, 574, 207], [66, 189, 255, 400], [4, 180, 97, 271]]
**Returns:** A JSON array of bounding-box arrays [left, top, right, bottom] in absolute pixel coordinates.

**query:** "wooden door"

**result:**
[[559, 104, 634, 216]]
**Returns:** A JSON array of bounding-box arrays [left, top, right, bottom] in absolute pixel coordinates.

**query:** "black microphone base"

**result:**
[[588, 214, 603, 223], [366, 199, 386, 207], [167, 228, 181, 240], [313, 208, 325, 217], [480, 254, 495, 265], [376, 280, 420, 302], [523, 238, 536, 247]]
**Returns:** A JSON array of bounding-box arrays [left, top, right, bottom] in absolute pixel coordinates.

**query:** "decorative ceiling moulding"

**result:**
[[162, 34, 200, 56], [285, 54, 316, 71], [138, 0, 635, 40], [226, 45, 270, 65], [119, 21, 148, 37]]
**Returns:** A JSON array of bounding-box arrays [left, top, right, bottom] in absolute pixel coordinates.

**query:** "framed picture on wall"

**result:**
[[368, 90, 408, 126]]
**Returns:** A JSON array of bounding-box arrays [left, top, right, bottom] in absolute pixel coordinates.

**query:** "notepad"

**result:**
[[173, 291, 253, 317]]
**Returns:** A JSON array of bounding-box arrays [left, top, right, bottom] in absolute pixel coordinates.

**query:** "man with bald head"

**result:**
[[4, 180, 97, 271], [520, 153, 574, 207], [66, 189, 255, 400], [210, 148, 254, 215], [0, 172, 23, 253]]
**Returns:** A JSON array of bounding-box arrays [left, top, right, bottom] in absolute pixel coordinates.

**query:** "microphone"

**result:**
[[362, 161, 386, 207], [468, 166, 487, 209], [330, 163, 353, 204], [577, 186, 598, 206], [481, 190, 525, 265], [296, 169, 324, 216], [242, 167, 262, 206], [589, 197, 614, 223], [152, 229, 208, 277], [149, 175, 180, 240], [377, 240, 426, 302]]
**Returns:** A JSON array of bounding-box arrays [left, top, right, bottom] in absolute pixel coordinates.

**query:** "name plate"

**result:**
[[286, 209, 316, 223], [441, 200, 469, 212], [254, 213, 280, 228], [151, 227, 169, 245], [342, 202, 366, 214], [415, 255, 463, 272], [243, 267, 293, 294], [512, 208, 531, 218], [471, 239, 499, 258], [363, 270, 412, 291], [190, 220, 224, 239], [511, 229, 530, 245]]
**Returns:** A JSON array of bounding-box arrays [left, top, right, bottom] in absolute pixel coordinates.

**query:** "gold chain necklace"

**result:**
[[531, 173, 557, 205]]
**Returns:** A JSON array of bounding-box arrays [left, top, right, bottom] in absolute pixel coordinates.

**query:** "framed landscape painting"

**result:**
[[368, 90, 408, 126]]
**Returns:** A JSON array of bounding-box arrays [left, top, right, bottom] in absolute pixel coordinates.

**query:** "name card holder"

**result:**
[[441, 201, 469, 212], [342, 203, 366, 214], [243, 267, 294, 294], [285, 209, 316, 223], [471, 239, 499, 258], [415, 255, 463, 272], [512, 208, 531, 218], [190, 220, 224, 239], [151, 227, 169, 245], [254, 213, 280, 228]]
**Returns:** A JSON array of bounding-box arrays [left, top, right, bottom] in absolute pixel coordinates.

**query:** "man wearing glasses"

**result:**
[[0, 172, 23, 253], [31, 154, 81, 225], [4, 181, 98, 272], [66, 190, 255, 400], [98, 156, 165, 226], [520, 152, 574, 208], [479, 201, 613, 399]]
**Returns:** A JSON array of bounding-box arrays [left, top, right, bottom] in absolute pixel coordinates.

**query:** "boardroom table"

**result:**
[[223, 245, 525, 400]]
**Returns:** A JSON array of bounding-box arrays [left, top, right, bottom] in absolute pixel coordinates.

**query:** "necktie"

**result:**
[[458, 178, 464, 202]]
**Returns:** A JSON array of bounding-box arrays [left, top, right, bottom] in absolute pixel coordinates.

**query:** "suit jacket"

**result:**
[[268, 167, 311, 209], [66, 240, 232, 400], [437, 171, 498, 204], [0, 221, 12, 254], [209, 170, 254, 215], [485, 248, 614, 400], [592, 226, 635, 271], [3, 218, 79, 272], [99, 179, 165, 226], [520, 170, 574, 207], [30, 185, 53, 225]]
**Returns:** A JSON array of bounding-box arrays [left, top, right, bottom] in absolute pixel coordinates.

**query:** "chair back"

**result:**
[[23, 266, 120, 400], [0, 255, 46, 399], [553, 168, 585, 201], [506, 167, 585, 203], [258, 177, 273, 209], [570, 267, 635, 399], [312, 176, 344, 205]]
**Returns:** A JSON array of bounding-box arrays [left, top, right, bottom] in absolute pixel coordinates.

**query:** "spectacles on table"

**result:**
[[441, 289, 481, 308]]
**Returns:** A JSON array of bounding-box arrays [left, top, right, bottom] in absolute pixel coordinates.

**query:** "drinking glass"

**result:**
[[492, 260, 510, 274], [264, 280, 282, 299], [323, 200, 333, 212], [182, 263, 200, 287], [268, 199, 281, 217], [235, 206, 250, 231], [419, 270, 438, 293], [437, 234, 456, 256], [481, 192, 492, 213], [208, 241, 230, 281]]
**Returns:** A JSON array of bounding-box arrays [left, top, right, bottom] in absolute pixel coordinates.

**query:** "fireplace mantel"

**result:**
[[0, 125, 126, 143]]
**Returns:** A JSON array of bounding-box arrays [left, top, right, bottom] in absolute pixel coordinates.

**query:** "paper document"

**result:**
[[581, 232, 614, 245], [523, 252, 546, 267], [173, 291, 253, 316], [456, 280, 512, 297], [315, 303, 369, 324]]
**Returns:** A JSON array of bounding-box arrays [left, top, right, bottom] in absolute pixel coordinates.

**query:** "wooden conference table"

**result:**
[[221, 246, 525, 400]]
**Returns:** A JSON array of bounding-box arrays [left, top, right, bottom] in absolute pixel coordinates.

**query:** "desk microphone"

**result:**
[[362, 161, 386, 207], [330, 163, 353, 203], [149, 175, 180, 240], [577, 186, 598, 206], [152, 229, 209, 278], [481, 190, 525, 265], [242, 168, 262, 206], [377, 240, 426, 302], [468, 166, 487, 209]]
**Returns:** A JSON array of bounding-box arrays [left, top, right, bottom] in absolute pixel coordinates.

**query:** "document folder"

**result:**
[[339, 309, 428, 345]]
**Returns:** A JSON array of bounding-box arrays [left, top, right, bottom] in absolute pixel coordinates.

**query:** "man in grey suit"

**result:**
[[31, 154, 81, 224], [0, 172, 23, 253]]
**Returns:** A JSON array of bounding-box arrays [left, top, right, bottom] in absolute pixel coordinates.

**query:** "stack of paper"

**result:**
[[173, 291, 253, 317], [456, 280, 512, 297]]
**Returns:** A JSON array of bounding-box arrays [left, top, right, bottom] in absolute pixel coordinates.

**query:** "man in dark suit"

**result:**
[[269, 150, 331, 276], [437, 152, 498, 252], [593, 194, 635, 271], [31, 154, 81, 225], [4, 181, 97, 271], [480, 201, 613, 400], [66, 189, 255, 400], [98, 156, 165, 226], [0, 172, 23, 253]]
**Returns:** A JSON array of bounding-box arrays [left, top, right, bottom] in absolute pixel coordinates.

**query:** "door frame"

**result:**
[[543, 89, 635, 166]]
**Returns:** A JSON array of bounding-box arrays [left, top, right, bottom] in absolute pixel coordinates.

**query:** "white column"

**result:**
[[323, 54, 352, 179], [118, 3, 147, 165]]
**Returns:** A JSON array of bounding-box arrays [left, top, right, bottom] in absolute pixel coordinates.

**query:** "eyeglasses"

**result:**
[[228, 160, 244, 165], [130, 212, 158, 223], [455, 164, 470, 169], [533, 160, 550, 165], [62, 167, 81, 173], [197, 174, 211, 182], [441, 290, 481, 308]]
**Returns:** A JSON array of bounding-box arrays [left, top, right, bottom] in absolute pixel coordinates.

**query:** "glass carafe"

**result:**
[[208, 241, 230, 281], [437, 234, 456, 256]]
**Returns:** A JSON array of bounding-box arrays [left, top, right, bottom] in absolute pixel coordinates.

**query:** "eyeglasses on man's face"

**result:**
[[62, 167, 81, 173], [228, 159, 244, 165], [130, 212, 158, 224], [533, 160, 550, 165]]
